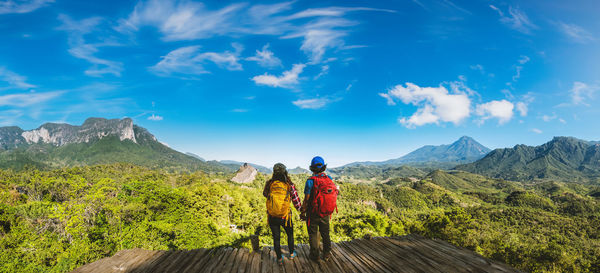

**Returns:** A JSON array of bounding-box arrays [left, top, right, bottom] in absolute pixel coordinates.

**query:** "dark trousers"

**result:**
[[308, 213, 331, 257], [269, 216, 294, 258]]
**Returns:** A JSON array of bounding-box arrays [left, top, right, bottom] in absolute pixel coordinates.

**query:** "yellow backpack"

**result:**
[[266, 180, 291, 218]]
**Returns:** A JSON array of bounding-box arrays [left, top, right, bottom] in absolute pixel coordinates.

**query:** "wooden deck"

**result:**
[[71, 234, 521, 273]]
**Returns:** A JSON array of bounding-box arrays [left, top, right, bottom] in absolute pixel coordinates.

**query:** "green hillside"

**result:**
[[0, 125, 232, 173], [1, 165, 599, 273]]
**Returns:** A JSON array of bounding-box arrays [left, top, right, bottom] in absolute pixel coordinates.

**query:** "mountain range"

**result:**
[[1, 118, 598, 183], [456, 137, 600, 183], [343, 136, 491, 168]]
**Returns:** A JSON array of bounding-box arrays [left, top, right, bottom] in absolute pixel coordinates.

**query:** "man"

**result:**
[[301, 156, 338, 262]]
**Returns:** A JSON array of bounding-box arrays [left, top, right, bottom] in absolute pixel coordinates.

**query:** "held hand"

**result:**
[[300, 211, 307, 221]]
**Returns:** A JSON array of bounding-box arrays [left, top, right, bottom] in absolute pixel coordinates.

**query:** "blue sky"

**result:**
[[0, 0, 599, 168]]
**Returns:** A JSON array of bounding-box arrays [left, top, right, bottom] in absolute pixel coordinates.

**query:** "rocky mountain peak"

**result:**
[[0, 117, 140, 147], [231, 163, 258, 183]]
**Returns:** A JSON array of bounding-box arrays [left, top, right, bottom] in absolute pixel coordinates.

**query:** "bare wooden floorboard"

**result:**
[[71, 235, 523, 273]]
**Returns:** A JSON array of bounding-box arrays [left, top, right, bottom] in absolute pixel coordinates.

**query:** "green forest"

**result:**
[[1, 164, 599, 273]]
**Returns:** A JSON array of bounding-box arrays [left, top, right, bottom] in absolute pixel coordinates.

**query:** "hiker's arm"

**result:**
[[301, 178, 313, 212], [301, 194, 310, 212], [290, 184, 302, 211], [263, 180, 271, 198]]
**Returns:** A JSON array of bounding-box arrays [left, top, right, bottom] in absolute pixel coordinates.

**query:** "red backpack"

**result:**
[[310, 173, 338, 218]]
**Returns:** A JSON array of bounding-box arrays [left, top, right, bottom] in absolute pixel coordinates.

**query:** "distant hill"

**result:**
[[0, 118, 232, 172], [288, 166, 310, 174], [329, 164, 427, 180], [185, 152, 205, 161], [218, 160, 271, 173], [344, 136, 491, 167], [456, 137, 600, 183]]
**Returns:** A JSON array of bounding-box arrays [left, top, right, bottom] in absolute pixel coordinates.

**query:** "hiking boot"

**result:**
[[322, 252, 332, 262], [277, 254, 284, 266], [289, 250, 297, 260]]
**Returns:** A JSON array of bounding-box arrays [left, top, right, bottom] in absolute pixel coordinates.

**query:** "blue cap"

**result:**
[[310, 156, 325, 167]]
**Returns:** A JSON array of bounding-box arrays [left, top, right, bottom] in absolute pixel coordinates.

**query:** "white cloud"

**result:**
[[476, 100, 514, 124], [470, 64, 484, 74], [292, 97, 335, 109], [118, 0, 245, 41], [0, 67, 36, 90], [518, 55, 530, 64], [512, 55, 530, 81], [151, 44, 243, 76], [0, 0, 53, 14], [119, 1, 392, 64], [232, 108, 248, 113], [542, 113, 557, 122], [379, 83, 471, 128], [284, 18, 353, 64], [569, 81, 598, 106], [252, 63, 305, 88], [147, 114, 163, 121], [531, 128, 543, 134], [514, 93, 534, 117], [490, 5, 537, 34], [559, 118, 566, 124], [314, 65, 329, 80], [0, 91, 63, 107], [557, 22, 595, 43], [515, 102, 528, 116], [57, 14, 123, 77], [245, 44, 282, 68]]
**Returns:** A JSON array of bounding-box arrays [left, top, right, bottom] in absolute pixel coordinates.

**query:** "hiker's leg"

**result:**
[[269, 217, 282, 258], [319, 216, 331, 255], [307, 214, 320, 258], [284, 221, 294, 253]]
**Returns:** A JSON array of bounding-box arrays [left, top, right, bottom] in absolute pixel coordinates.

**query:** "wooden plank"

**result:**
[[349, 239, 398, 273], [171, 249, 203, 273], [290, 244, 309, 273], [148, 250, 185, 273], [119, 250, 162, 272], [413, 236, 497, 270], [297, 244, 319, 273], [237, 248, 251, 273], [209, 248, 234, 273], [339, 241, 386, 273], [221, 248, 240, 273], [379, 238, 442, 273], [162, 250, 196, 272], [400, 236, 472, 272], [377, 237, 437, 273], [184, 248, 217, 273], [360, 239, 420, 273], [331, 242, 369, 273], [204, 248, 230, 273], [261, 247, 271, 273], [328, 243, 358, 273], [248, 250, 262, 273], [323, 243, 345, 273], [86, 249, 138, 273], [128, 250, 169, 273], [341, 240, 388, 273], [176, 248, 210, 273]]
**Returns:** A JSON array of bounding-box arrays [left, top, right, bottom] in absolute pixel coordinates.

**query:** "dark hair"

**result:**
[[309, 164, 327, 174], [269, 172, 293, 185]]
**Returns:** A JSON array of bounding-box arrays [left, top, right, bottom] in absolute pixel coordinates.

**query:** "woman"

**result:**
[[263, 163, 302, 265]]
